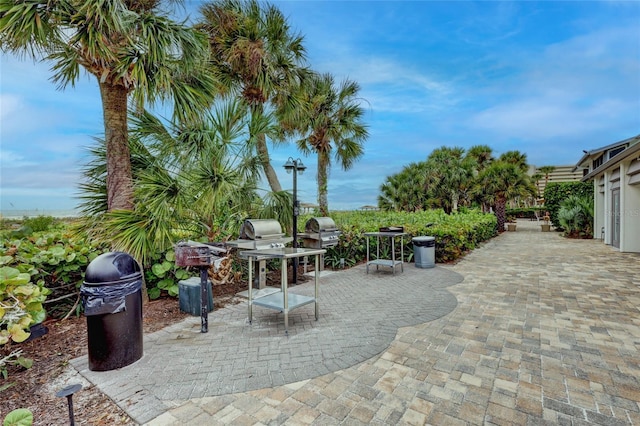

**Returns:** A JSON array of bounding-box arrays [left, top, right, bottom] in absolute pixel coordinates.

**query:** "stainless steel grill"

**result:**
[[301, 217, 341, 249], [226, 219, 292, 289], [226, 219, 292, 250]]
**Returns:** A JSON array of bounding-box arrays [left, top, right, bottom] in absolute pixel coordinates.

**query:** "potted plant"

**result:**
[[541, 211, 551, 232], [506, 215, 517, 232]]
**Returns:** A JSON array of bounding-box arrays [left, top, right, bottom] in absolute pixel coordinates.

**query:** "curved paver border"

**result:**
[[71, 264, 463, 423]]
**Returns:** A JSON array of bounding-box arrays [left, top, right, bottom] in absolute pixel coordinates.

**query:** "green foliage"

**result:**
[[0, 266, 49, 344], [21, 216, 56, 233], [3, 408, 33, 426], [309, 209, 497, 266], [1, 349, 33, 383], [544, 182, 593, 227], [558, 195, 594, 238], [0, 231, 107, 320], [144, 250, 190, 300], [506, 207, 545, 219]]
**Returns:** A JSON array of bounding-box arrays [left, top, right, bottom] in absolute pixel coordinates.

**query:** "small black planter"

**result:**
[[25, 323, 49, 342]]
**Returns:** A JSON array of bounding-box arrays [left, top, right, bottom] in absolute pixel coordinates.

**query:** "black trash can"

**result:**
[[81, 252, 143, 371], [413, 236, 435, 268]]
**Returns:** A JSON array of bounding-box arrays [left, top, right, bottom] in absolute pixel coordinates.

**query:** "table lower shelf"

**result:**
[[366, 259, 403, 274], [251, 291, 316, 312], [367, 259, 401, 267]]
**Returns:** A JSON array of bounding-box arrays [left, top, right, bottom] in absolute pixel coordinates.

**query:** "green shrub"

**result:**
[[22, 216, 56, 233], [544, 182, 593, 227], [0, 231, 107, 320], [0, 266, 50, 344], [319, 209, 497, 265], [558, 195, 594, 238], [506, 207, 545, 219], [144, 249, 191, 300]]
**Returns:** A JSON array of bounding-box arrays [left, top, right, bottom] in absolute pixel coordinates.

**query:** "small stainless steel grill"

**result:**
[[226, 219, 292, 288], [301, 217, 341, 249]]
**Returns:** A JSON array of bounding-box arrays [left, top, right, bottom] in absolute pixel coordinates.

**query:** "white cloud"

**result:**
[[0, 94, 24, 120], [465, 23, 640, 151], [0, 149, 38, 168]]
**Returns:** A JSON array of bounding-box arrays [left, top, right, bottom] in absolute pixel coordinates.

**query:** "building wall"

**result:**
[[535, 165, 583, 200], [621, 160, 640, 252], [596, 161, 640, 253], [594, 176, 605, 241]]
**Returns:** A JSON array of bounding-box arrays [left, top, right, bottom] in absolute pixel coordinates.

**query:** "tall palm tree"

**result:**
[[474, 161, 537, 232], [537, 165, 556, 200], [464, 145, 495, 212], [199, 0, 309, 193], [0, 0, 219, 211], [530, 172, 544, 199], [292, 73, 368, 215]]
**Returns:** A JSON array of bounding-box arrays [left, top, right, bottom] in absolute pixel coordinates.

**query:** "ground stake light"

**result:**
[[56, 383, 82, 426]]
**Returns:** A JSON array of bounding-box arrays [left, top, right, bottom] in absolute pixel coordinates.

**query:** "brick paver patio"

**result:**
[[71, 219, 640, 425]]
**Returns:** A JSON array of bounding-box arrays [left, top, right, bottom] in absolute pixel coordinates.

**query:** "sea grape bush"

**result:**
[[144, 249, 191, 300], [0, 231, 107, 321], [0, 266, 50, 344]]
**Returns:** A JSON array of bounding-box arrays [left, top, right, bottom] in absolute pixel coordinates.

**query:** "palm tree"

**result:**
[[465, 145, 494, 212], [426, 146, 475, 214], [465, 145, 494, 173], [499, 150, 530, 172], [199, 0, 309, 193], [537, 165, 556, 200], [378, 162, 431, 212], [77, 100, 294, 265], [474, 161, 537, 232], [292, 73, 368, 215], [0, 0, 218, 211], [530, 172, 543, 199]]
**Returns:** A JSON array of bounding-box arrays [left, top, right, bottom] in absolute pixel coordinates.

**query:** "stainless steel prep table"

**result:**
[[364, 232, 407, 275], [240, 247, 326, 333]]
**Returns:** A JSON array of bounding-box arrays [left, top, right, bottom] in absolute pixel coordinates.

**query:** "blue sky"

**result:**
[[1, 1, 639, 214]]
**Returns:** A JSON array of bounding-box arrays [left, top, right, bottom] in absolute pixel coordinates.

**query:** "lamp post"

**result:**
[[284, 157, 306, 284]]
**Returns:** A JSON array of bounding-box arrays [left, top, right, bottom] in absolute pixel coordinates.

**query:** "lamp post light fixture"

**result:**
[[284, 157, 306, 283]]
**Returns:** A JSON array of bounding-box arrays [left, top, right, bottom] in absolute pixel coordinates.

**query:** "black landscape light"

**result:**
[[284, 157, 306, 283], [56, 383, 82, 426]]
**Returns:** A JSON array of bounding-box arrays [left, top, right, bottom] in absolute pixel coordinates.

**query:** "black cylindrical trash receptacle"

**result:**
[[413, 236, 435, 268], [81, 252, 143, 371]]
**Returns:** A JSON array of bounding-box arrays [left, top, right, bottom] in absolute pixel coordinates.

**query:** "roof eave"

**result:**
[[581, 140, 640, 182]]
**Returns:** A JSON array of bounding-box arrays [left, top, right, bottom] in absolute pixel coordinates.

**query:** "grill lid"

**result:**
[[305, 217, 337, 233], [240, 219, 284, 240]]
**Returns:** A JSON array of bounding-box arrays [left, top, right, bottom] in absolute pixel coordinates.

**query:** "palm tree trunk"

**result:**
[[317, 150, 330, 216], [99, 82, 134, 211], [250, 104, 282, 192], [256, 132, 282, 192], [495, 198, 507, 232]]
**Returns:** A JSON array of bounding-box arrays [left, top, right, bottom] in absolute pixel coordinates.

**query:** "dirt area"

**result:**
[[0, 266, 310, 425]]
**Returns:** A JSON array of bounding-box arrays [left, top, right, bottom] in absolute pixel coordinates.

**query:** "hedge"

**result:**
[[317, 209, 498, 267], [544, 182, 593, 227]]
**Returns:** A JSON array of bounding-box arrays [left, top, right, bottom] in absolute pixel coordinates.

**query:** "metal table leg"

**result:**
[[282, 258, 289, 334], [314, 253, 319, 320], [248, 257, 253, 324]]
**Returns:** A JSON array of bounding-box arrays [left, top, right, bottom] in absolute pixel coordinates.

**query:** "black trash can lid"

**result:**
[[84, 252, 142, 285]]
